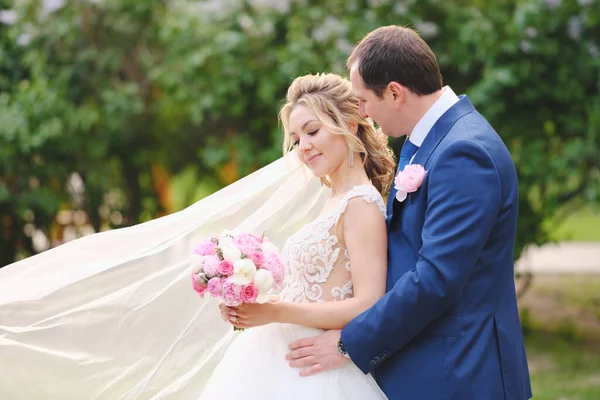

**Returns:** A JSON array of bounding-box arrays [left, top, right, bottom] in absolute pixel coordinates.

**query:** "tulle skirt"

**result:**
[[198, 322, 387, 399]]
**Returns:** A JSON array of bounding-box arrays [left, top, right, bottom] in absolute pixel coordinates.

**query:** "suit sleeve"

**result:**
[[341, 139, 503, 374]]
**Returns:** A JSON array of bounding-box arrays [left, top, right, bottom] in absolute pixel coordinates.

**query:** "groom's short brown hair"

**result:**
[[347, 26, 443, 98]]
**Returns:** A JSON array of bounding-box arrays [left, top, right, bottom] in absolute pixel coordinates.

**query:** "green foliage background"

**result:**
[[0, 0, 598, 266]]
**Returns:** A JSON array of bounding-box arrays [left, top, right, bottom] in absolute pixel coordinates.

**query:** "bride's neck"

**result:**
[[328, 157, 371, 197]]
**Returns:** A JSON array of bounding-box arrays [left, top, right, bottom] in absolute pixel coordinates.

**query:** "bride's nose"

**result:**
[[298, 137, 312, 152]]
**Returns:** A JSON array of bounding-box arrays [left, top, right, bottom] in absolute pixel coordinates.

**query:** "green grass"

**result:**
[[551, 206, 600, 242], [532, 275, 600, 319], [519, 274, 600, 399], [526, 332, 600, 400]]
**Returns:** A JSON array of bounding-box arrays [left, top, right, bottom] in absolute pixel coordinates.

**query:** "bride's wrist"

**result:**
[[272, 301, 288, 324]]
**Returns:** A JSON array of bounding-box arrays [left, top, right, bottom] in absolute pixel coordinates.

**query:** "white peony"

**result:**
[[218, 235, 234, 247], [190, 254, 204, 274], [229, 259, 257, 285], [254, 269, 274, 292], [261, 241, 278, 254], [256, 292, 270, 304], [257, 293, 279, 304], [221, 244, 241, 262]]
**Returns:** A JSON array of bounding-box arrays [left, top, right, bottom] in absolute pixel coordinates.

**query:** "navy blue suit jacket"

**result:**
[[341, 96, 532, 400]]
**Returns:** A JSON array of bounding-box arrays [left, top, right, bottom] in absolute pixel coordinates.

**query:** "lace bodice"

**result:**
[[279, 185, 386, 304]]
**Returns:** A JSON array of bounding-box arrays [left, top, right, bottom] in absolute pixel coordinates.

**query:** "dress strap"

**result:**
[[334, 185, 386, 224]]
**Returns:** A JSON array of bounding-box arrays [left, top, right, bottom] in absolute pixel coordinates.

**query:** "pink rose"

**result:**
[[233, 233, 262, 255], [241, 283, 259, 303], [202, 255, 221, 277], [248, 251, 266, 267], [191, 274, 208, 297], [217, 260, 234, 276], [221, 280, 242, 306], [207, 277, 223, 297], [194, 240, 216, 256], [395, 164, 427, 202]]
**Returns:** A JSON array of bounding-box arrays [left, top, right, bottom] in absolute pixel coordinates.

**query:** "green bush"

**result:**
[[0, 0, 598, 266]]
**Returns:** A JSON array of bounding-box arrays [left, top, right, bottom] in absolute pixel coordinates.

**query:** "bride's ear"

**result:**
[[350, 123, 359, 135]]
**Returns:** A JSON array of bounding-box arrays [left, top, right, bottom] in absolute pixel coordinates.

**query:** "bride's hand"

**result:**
[[220, 297, 281, 329]]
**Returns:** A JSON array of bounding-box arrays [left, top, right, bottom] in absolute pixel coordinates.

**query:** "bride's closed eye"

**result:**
[[292, 129, 319, 147]]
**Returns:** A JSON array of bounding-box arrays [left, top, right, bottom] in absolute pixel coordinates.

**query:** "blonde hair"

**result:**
[[279, 73, 396, 196]]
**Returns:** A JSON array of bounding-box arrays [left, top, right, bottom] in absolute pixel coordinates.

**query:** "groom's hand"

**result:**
[[286, 329, 351, 377]]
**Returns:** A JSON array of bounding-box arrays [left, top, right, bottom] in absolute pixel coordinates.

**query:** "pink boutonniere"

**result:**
[[395, 164, 427, 202]]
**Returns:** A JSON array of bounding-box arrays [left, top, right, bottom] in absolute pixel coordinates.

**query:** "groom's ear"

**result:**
[[387, 82, 404, 106]]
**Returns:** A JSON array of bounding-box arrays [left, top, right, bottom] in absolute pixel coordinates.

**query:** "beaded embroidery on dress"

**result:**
[[280, 184, 387, 304]]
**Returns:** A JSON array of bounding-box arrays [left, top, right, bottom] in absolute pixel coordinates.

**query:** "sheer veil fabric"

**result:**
[[0, 152, 329, 399]]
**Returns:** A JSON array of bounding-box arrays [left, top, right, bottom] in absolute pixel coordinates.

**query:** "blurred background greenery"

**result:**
[[0, 0, 598, 398]]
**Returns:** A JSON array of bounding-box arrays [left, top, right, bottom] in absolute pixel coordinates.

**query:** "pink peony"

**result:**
[[221, 280, 242, 306], [248, 233, 264, 244], [233, 233, 262, 255], [191, 274, 208, 297], [395, 164, 427, 202], [194, 240, 216, 256], [271, 269, 285, 288], [248, 251, 266, 268], [202, 255, 221, 277], [263, 252, 285, 286], [241, 283, 259, 303], [207, 277, 223, 297], [217, 260, 234, 277]]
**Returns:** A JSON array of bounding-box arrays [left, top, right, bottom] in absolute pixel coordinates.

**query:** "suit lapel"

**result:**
[[388, 95, 476, 224]]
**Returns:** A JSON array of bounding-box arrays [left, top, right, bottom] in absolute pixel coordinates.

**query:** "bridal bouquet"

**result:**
[[190, 231, 285, 306]]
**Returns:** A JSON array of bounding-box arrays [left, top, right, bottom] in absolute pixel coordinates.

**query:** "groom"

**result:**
[[287, 26, 532, 399]]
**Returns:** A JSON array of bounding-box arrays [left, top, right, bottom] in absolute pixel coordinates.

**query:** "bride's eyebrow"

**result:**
[[290, 119, 318, 136]]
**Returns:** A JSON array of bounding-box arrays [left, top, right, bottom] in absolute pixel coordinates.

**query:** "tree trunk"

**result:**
[[122, 161, 142, 225]]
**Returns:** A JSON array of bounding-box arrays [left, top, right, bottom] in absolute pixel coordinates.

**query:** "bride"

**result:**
[[0, 73, 395, 399], [198, 73, 394, 399]]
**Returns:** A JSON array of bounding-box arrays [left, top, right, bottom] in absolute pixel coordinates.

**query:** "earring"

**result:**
[[348, 145, 354, 167]]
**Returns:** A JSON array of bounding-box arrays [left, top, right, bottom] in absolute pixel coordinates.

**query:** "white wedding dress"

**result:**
[[0, 154, 388, 399], [198, 185, 388, 400]]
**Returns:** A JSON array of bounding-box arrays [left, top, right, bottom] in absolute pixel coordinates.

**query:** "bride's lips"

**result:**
[[306, 154, 322, 163]]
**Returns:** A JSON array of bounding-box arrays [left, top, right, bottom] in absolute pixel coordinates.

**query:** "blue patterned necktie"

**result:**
[[398, 139, 420, 172]]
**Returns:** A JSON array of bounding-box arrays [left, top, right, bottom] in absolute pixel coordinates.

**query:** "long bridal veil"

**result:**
[[0, 152, 329, 399]]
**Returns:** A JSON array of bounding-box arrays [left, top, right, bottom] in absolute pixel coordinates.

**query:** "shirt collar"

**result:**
[[407, 86, 459, 148]]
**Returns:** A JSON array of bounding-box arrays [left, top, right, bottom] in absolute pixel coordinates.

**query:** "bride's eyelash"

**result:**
[[292, 128, 319, 147]]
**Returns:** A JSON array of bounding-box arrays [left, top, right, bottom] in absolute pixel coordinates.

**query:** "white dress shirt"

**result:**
[[408, 86, 460, 162]]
